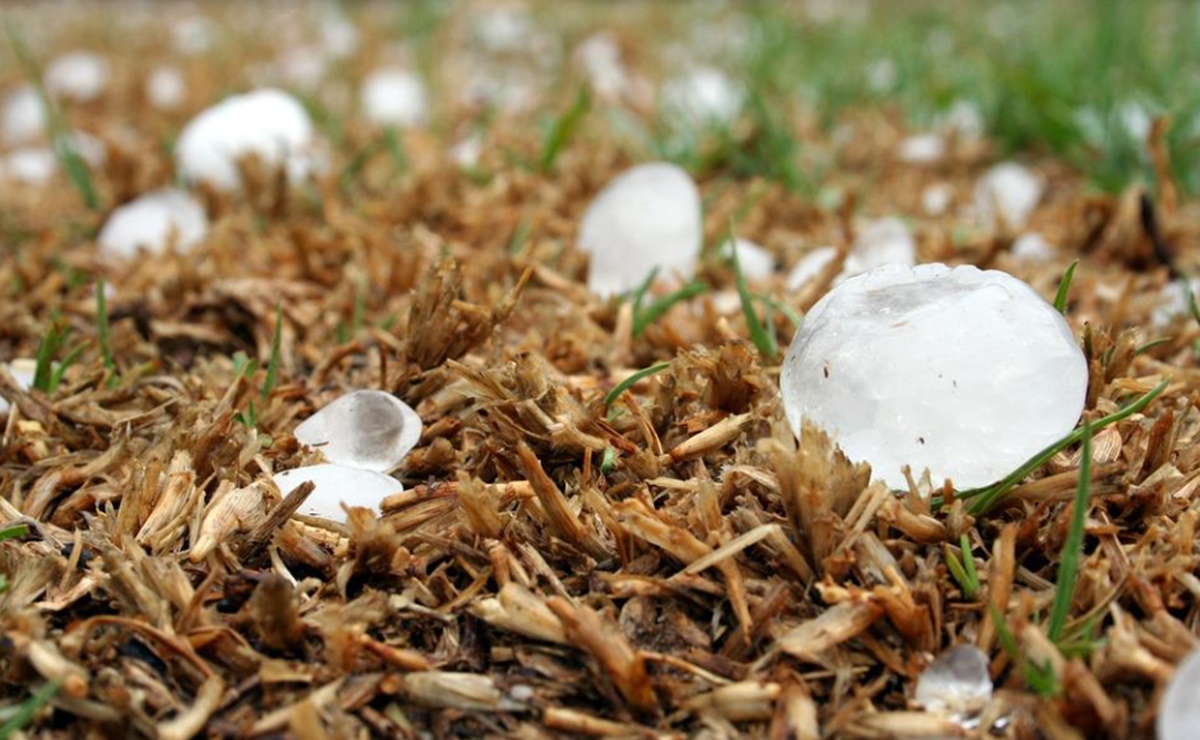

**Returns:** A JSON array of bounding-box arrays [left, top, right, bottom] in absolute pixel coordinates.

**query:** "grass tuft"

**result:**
[[1053, 260, 1079, 314], [540, 88, 590, 172]]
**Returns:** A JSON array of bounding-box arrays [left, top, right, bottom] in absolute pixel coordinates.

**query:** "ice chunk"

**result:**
[[97, 189, 208, 259], [0, 359, 37, 416], [360, 69, 428, 128], [147, 67, 186, 111], [1153, 278, 1200, 328], [1160, 646, 1200, 740], [921, 183, 953, 216], [786, 246, 838, 291], [719, 238, 774, 281], [780, 263, 1087, 489], [915, 645, 993, 724], [473, 6, 532, 53], [1011, 232, 1056, 262], [578, 162, 702, 297], [4, 147, 57, 185], [2, 86, 46, 146], [845, 217, 916, 276], [45, 52, 109, 102], [937, 99, 985, 139], [294, 390, 422, 473], [975, 162, 1042, 230], [176, 88, 316, 190], [272, 464, 401, 522], [575, 33, 627, 100], [172, 16, 217, 55], [897, 133, 945, 164], [662, 67, 743, 128]]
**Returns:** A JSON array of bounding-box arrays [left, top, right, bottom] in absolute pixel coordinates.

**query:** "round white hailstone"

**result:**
[[1118, 99, 1151, 143], [176, 88, 316, 190], [147, 67, 186, 111], [915, 645, 993, 722], [278, 47, 328, 90], [578, 162, 702, 297], [921, 183, 953, 217], [1160, 646, 1200, 740], [575, 33, 627, 100], [450, 134, 482, 170], [172, 16, 217, 55], [1152, 278, 1200, 328], [1010, 232, 1056, 262], [786, 246, 838, 291], [719, 238, 775, 281], [272, 464, 401, 522], [974, 162, 1043, 231], [0, 358, 37, 416], [97, 189, 208, 259], [319, 13, 360, 58], [898, 133, 946, 164], [938, 99, 985, 139], [662, 67, 743, 128], [844, 217, 916, 276], [4, 147, 57, 184], [44, 52, 110, 102], [866, 58, 898, 93], [360, 69, 428, 128], [780, 263, 1088, 489], [473, 7, 532, 53], [294, 390, 423, 473], [2, 86, 46, 146]]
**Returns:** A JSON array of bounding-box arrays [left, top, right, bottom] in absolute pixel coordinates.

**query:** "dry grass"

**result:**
[[2, 3, 1200, 738]]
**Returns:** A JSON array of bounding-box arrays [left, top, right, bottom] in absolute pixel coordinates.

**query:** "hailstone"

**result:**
[[975, 162, 1043, 231], [294, 390, 422, 473], [272, 464, 401, 522], [1159, 646, 1200, 740], [578, 162, 702, 297], [360, 69, 428, 128], [97, 189, 208, 259], [780, 263, 1088, 489]]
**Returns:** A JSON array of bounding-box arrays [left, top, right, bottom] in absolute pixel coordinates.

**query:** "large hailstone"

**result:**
[[1160, 646, 1200, 740], [975, 162, 1043, 230], [294, 390, 422, 473], [578, 162, 702, 297], [780, 263, 1088, 489], [175, 88, 316, 190], [360, 69, 428, 128], [97, 189, 208, 259], [44, 52, 110, 102], [273, 464, 401, 522]]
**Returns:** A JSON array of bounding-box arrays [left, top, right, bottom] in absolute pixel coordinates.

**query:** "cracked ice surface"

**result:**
[[273, 463, 401, 522], [578, 162, 701, 296], [780, 263, 1087, 489], [294, 389, 423, 473]]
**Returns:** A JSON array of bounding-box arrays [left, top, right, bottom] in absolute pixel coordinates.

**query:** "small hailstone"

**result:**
[[915, 645, 993, 723], [575, 33, 627, 100], [172, 16, 217, 55], [319, 12, 360, 58], [147, 67, 186, 111], [360, 69, 428, 128], [975, 162, 1042, 231], [294, 390, 423, 473], [1159, 645, 1200, 740], [938, 99, 985, 139], [866, 58, 898, 93], [44, 52, 110, 102], [1152, 278, 1200, 328], [897, 133, 945, 164], [845, 217, 916, 276], [4, 147, 57, 184], [473, 6, 532, 53], [780, 263, 1088, 489], [1118, 99, 1152, 143], [450, 134, 483, 170], [272, 464, 401, 522], [0, 358, 37, 416], [578, 162, 702, 297], [97, 189, 208, 259], [719, 238, 775, 281], [176, 88, 316, 190], [1010, 232, 1056, 262], [277, 47, 328, 90], [662, 67, 743, 128], [786, 246, 838, 291], [921, 183, 953, 216], [2, 86, 46, 146]]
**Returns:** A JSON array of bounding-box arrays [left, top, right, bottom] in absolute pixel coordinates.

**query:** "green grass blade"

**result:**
[[730, 223, 777, 359], [752, 292, 803, 329], [1047, 421, 1091, 643], [0, 523, 29, 543], [96, 280, 115, 376], [951, 380, 1166, 514], [632, 281, 709, 337], [944, 544, 975, 599], [262, 303, 283, 401], [604, 361, 671, 409], [0, 681, 59, 737], [1053, 260, 1079, 314], [540, 88, 590, 171], [49, 343, 85, 392], [383, 125, 408, 173], [507, 215, 532, 255], [32, 323, 66, 394], [960, 533, 980, 596]]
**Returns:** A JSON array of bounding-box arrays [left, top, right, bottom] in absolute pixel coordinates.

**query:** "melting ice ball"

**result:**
[[578, 162, 702, 297], [915, 645, 993, 723], [176, 88, 316, 190], [360, 69, 428, 128], [975, 162, 1042, 231], [97, 189, 208, 259], [1160, 646, 1200, 740], [273, 464, 401, 522], [780, 263, 1087, 489], [294, 390, 422, 473]]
